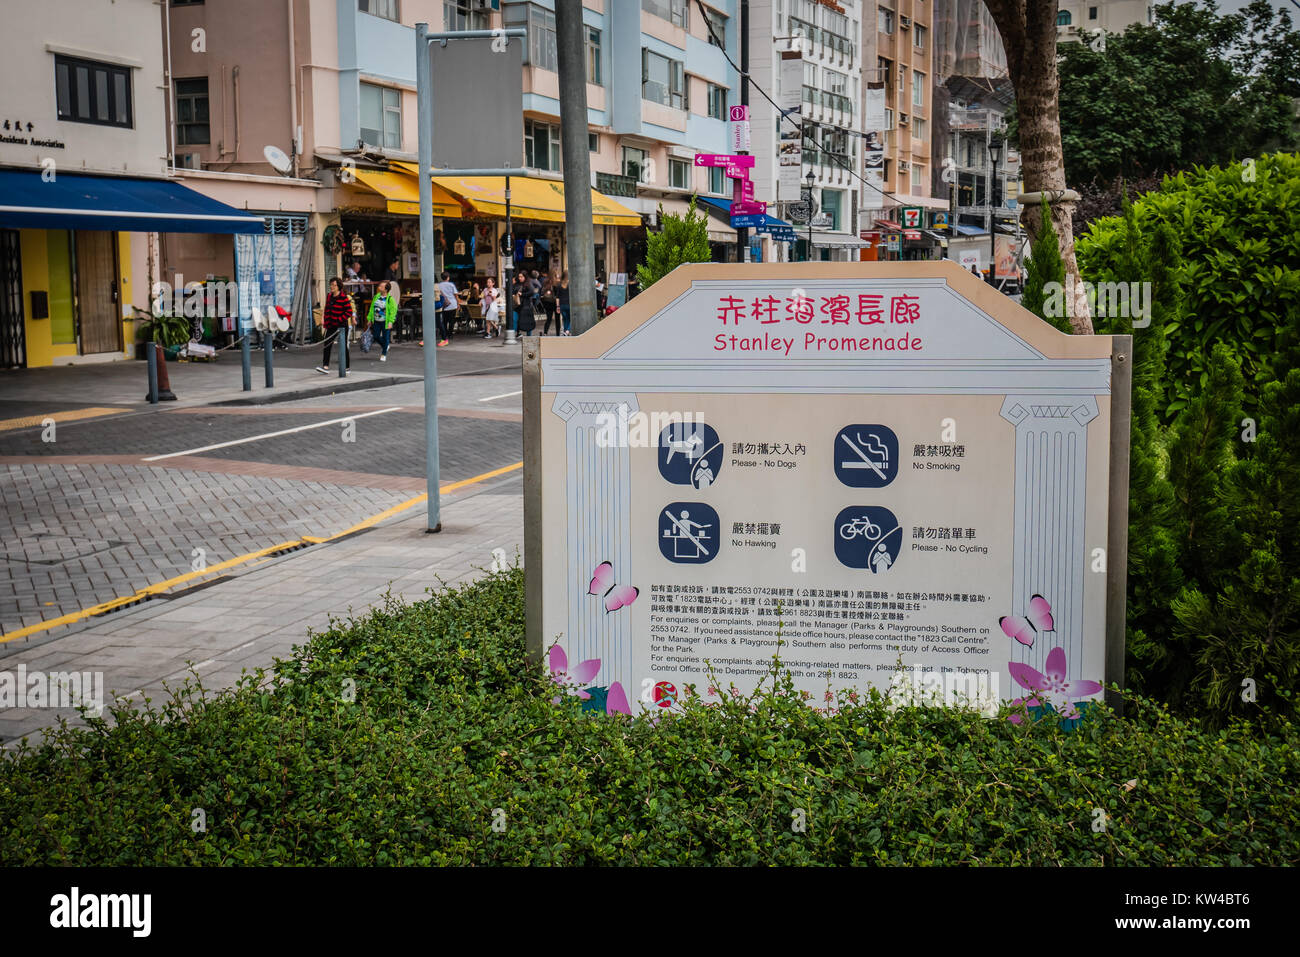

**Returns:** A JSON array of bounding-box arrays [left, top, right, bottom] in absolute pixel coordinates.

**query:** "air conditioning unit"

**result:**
[[898, 114, 909, 127], [471, 0, 498, 9], [175, 152, 202, 170], [899, 161, 911, 172], [900, 16, 911, 29]]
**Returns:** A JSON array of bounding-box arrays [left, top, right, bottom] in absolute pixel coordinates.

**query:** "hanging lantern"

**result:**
[[524, 239, 534, 258], [453, 236, 466, 256], [350, 233, 366, 257]]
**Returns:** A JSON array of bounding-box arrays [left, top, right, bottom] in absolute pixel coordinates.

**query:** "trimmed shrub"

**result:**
[[1, 570, 1296, 866]]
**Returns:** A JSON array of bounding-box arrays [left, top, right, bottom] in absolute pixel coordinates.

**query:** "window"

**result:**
[[709, 166, 726, 194], [913, 70, 925, 106], [175, 77, 209, 145], [821, 189, 842, 230], [589, 132, 599, 152], [825, 69, 848, 97], [911, 163, 924, 191], [705, 12, 727, 50], [360, 0, 399, 21], [504, 4, 557, 72], [642, 0, 688, 29], [707, 83, 726, 120], [55, 55, 132, 128], [587, 27, 602, 85], [525, 119, 560, 171], [171, 0, 205, 5], [359, 82, 401, 149], [878, 7, 895, 34], [642, 49, 685, 110], [884, 107, 894, 129], [444, 1, 489, 30], [913, 117, 927, 140], [1088, 6, 1098, 19], [914, 24, 926, 49], [877, 57, 891, 87], [622, 146, 649, 182], [1056, 10, 1071, 25], [669, 158, 690, 189]]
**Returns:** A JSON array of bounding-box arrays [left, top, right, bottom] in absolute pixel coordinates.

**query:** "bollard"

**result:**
[[241, 329, 251, 391], [146, 341, 159, 404], [263, 329, 274, 389], [338, 328, 348, 378]]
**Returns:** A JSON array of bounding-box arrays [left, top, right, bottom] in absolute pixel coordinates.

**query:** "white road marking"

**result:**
[[143, 408, 403, 461], [479, 390, 523, 402]]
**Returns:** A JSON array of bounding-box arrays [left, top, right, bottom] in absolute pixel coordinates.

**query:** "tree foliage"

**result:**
[[636, 198, 712, 291], [1020, 202, 1069, 332], [1056, 1, 1300, 188]]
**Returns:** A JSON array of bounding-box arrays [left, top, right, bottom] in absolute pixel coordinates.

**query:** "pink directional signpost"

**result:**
[[694, 153, 765, 226]]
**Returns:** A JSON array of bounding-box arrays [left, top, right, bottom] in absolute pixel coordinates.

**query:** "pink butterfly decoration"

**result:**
[[588, 561, 639, 613], [999, 594, 1055, 647]]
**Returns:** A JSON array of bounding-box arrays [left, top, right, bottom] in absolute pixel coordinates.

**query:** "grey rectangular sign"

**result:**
[[429, 35, 523, 170]]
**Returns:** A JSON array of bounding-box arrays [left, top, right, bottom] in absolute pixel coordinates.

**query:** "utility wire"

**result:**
[[692, 0, 905, 208]]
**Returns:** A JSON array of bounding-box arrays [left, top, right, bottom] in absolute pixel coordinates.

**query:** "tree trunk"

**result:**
[[983, 0, 1094, 333]]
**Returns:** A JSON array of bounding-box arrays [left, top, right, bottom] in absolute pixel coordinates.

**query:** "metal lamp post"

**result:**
[[987, 132, 1003, 285], [806, 169, 815, 262]]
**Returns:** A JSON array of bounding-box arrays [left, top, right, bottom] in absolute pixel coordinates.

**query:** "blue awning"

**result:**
[[0, 170, 265, 234], [954, 224, 987, 237], [698, 196, 796, 239]]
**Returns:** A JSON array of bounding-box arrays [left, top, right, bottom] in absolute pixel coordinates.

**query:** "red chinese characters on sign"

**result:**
[[715, 293, 923, 327]]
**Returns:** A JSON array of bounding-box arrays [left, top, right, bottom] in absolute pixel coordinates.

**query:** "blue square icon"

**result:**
[[659, 503, 719, 564], [833, 425, 899, 488]]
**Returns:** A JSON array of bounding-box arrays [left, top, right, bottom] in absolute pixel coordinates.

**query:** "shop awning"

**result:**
[[873, 218, 902, 231], [0, 169, 264, 233], [698, 197, 796, 241], [352, 167, 463, 219], [395, 163, 640, 227], [954, 224, 987, 237]]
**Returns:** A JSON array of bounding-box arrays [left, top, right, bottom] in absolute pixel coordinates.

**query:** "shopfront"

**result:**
[[0, 169, 262, 368]]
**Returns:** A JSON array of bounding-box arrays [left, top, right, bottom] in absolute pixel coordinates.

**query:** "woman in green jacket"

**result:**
[[367, 280, 398, 361]]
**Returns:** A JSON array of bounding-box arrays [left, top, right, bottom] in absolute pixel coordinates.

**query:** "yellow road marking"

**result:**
[[0, 460, 524, 644], [0, 407, 125, 433]]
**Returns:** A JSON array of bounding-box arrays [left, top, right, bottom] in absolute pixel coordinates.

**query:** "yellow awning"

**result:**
[[351, 167, 462, 219], [393, 163, 640, 227]]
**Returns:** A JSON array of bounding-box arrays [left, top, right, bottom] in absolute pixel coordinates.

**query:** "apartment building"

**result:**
[[748, 0, 867, 261], [859, 0, 947, 260], [1057, 0, 1152, 42], [0, 0, 261, 369], [163, 0, 740, 319]]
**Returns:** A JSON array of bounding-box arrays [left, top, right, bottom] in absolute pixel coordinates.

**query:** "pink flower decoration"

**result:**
[[1008, 647, 1101, 720], [606, 681, 631, 715], [548, 645, 601, 704]]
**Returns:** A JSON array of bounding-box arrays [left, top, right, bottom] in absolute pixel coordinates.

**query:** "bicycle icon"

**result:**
[[839, 515, 882, 541], [833, 506, 901, 572]]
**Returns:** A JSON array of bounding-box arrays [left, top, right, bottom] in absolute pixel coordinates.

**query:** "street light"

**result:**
[[987, 132, 1003, 285], [806, 169, 816, 262]]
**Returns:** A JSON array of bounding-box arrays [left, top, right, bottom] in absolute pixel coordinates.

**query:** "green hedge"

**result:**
[[2, 569, 1296, 865]]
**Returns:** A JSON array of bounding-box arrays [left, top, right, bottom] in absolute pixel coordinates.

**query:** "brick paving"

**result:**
[[0, 481, 524, 748]]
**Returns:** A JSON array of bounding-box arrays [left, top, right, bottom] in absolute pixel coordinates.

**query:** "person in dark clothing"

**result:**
[[541, 275, 559, 335], [316, 277, 354, 374], [557, 271, 571, 335]]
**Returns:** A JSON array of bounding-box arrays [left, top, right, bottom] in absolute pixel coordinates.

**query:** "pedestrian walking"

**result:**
[[315, 277, 355, 374], [367, 280, 397, 361], [557, 271, 571, 336], [541, 275, 559, 335], [437, 272, 459, 346]]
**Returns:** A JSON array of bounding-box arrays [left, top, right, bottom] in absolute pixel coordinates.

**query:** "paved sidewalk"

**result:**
[[0, 477, 524, 748]]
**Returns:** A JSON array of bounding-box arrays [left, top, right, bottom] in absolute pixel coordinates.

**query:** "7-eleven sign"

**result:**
[[901, 206, 923, 228]]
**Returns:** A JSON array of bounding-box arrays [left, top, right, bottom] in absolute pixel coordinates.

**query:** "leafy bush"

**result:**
[[2, 569, 1296, 866], [1021, 202, 1069, 333], [1077, 152, 1300, 420], [636, 198, 712, 292]]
